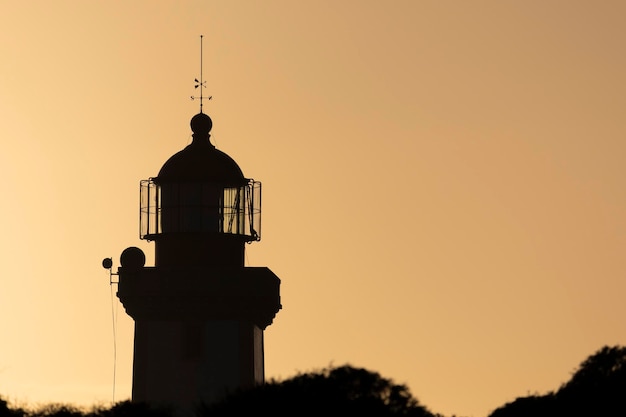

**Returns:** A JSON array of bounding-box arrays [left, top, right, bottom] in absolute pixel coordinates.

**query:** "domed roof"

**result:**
[[156, 113, 245, 184]]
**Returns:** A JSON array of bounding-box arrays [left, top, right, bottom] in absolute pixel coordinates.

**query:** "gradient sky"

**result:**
[[1, 1, 626, 416]]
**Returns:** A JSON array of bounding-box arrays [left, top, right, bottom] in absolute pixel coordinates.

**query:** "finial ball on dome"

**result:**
[[191, 112, 213, 134]]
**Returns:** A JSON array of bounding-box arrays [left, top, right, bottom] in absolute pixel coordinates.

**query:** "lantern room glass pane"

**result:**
[[140, 178, 261, 242]]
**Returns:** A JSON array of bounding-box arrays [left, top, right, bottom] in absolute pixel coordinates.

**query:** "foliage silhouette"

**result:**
[[0, 366, 436, 417], [488, 345, 626, 417], [3, 347, 626, 417], [27, 404, 84, 417], [0, 401, 170, 417], [0, 397, 25, 417], [197, 364, 440, 417], [95, 401, 172, 417]]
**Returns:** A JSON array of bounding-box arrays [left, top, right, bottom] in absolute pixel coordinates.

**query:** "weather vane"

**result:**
[[191, 34, 212, 113]]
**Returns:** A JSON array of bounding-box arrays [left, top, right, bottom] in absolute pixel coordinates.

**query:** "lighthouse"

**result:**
[[113, 73, 281, 410]]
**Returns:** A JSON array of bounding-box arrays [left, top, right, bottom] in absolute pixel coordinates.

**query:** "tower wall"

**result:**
[[116, 265, 280, 409], [154, 235, 245, 267], [131, 319, 264, 406]]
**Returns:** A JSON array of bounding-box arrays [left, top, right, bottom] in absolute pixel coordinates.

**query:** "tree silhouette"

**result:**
[[95, 401, 172, 417], [0, 399, 170, 417], [489, 345, 626, 417], [487, 394, 557, 417], [27, 404, 86, 417], [556, 345, 626, 416], [0, 397, 24, 417], [197, 364, 440, 417]]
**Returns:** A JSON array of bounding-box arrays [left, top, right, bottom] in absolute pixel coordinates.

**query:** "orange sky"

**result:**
[[1, 1, 626, 416]]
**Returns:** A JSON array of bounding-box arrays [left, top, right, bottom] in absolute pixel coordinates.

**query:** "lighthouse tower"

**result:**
[[114, 102, 281, 409]]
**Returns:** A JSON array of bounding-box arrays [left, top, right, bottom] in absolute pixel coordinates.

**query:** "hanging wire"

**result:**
[[109, 274, 119, 403]]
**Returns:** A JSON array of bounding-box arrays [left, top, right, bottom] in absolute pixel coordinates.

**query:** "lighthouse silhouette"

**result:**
[[113, 86, 281, 410]]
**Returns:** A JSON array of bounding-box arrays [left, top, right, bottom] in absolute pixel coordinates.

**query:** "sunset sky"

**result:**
[[1, 1, 626, 416]]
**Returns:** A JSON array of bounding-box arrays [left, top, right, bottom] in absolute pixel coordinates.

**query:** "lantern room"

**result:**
[[138, 111, 261, 267]]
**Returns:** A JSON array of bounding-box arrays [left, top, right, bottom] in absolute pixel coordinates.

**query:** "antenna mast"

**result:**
[[192, 35, 212, 113]]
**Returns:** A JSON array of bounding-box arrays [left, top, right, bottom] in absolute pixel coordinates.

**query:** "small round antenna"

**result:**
[[102, 257, 113, 269], [191, 35, 212, 113], [102, 257, 118, 285]]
